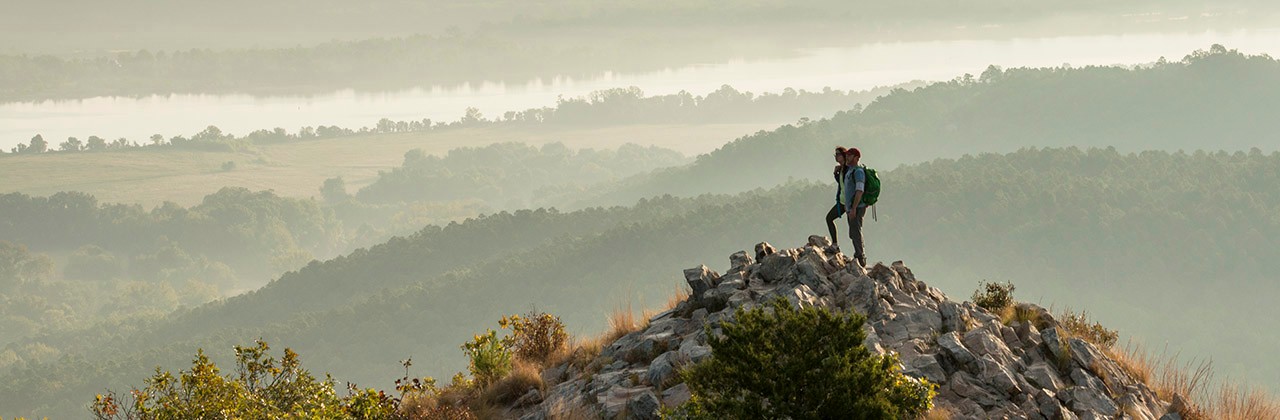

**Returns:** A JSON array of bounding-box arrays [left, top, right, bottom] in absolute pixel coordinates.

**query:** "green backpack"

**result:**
[[860, 165, 881, 206]]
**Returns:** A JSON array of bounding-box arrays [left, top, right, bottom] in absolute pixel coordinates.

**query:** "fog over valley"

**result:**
[[2, 2, 1279, 419]]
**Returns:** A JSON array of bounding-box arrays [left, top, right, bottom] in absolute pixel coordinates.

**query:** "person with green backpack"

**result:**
[[842, 147, 879, 267]]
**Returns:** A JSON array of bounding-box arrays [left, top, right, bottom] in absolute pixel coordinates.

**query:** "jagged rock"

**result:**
[[1025, 362, 1065, 392], [646, 351, 678, 388], [795, 260, 835, 296], [940, 300, 970, 333], [599, 387, 657, 420], [1041, 327, 1069, 367], [661, 383, 691, 407], [729, 251, 754, 272], [781, 283, 820, 308], [754, 242, 776, 261], [978, 355, 1023, 396], [1060, 386, 1120, 417], [683, 265, 719, 303], [946, 370, 1003, 408], [726, 290, 753, 310], [626, 389, 661, 420], [807, 235, 832, 248], [963, 328, 1019, 367], [677, 339, 712, 365], [757, 252, 797, 282], [515, 388, 543, 406], [1070, 367, 1108, 391], [1116, 392, 1159, 420], [938, 331, 979, 370], [1017, 321, 1042, 349], [902, 352, 947, 383], [510, 239, 1173, 419], [700, 288, 730, 312]]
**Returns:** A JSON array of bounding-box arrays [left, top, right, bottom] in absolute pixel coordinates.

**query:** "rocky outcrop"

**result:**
[[510, 236, 1174, 419]]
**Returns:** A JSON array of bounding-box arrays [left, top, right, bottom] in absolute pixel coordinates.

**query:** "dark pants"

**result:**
[[826, 203, 867, 258], [848, 205, 866, 259]]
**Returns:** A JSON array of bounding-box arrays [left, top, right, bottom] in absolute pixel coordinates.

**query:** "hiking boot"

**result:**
[[825, 244, 841, 255], [855, 255, 867, 267]]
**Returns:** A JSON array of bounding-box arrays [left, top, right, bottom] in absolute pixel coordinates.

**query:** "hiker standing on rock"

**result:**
[[824, 147, 850, 252], [843, 147, 869, 267]]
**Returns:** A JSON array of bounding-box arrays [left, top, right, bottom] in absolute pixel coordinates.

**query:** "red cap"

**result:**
[[848, 147, 861, 158]]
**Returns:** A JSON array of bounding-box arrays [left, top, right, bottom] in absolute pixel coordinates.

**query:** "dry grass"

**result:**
[[922, 405, 955, 420], [1107, 341, 1280, 420], [604, 301, 650, 345], [480, 360, 545, 406], [398, 391, 479, 420], [664, 286, 691, 312]]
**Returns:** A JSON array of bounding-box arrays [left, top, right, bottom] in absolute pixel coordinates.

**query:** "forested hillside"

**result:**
[[6, 147, 1279, 417], [580, 46, 1280, 207]]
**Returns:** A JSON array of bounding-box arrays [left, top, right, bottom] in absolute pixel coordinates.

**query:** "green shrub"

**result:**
[[1061, 310, 1119, 349], [673, 298, 935, 419], [499, 312, 568, 365], [972, 280, 1016, 312], [89, 340, 397, 419], [461, 329, 512, 387]]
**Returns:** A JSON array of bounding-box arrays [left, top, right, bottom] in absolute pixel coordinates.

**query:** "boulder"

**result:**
[[902, 353, 948, 383], [683, 265, 719, 303], [963, 328, 1019, 367], [646, 352, 678, 388], [729, 251, 754, 272], [937, 331, 979, 370], [807, 235, 833, 248], [1025, 362, 1065, 392], [661, 383, 692, 408], [754, 242, 776, 261], [757, 252, 798, 282], [626, 389, 661, 420], [1041, 327, 1069, 366], [1060, 386, 1119, 417]]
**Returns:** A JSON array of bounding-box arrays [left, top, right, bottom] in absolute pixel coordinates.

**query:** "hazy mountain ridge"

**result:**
[[6, 146, 1280, 417], [575, 45, 1280, 208]]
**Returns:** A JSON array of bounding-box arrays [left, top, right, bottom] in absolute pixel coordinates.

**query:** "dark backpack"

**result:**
[[861, 165, 881, 206]]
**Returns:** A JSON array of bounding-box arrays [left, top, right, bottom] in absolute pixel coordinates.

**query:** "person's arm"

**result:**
[[850, 167, 866, 207]]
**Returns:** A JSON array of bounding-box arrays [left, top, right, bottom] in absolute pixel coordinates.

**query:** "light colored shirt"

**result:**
[[843, 166, 867, 208]]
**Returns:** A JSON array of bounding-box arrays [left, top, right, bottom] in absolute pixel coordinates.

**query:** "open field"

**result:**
[[0, 122, 772, 207]]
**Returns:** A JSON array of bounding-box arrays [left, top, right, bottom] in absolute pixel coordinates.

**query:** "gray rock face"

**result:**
[[757, 252, 797, 282], [1025, 362, 1065, 392], [513, 239, 1172, 420], [729, 251, 754, 272], [683, 265, 719, 304], [938, 331, 979, 370]]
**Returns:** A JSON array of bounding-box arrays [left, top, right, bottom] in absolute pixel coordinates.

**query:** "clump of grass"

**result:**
[[1101, 338, 1279, 420], [1059, 309, 1118, 349], [922, 405, 955, 420], [605, 301, 651, 344], [480, 360, 544, 406]]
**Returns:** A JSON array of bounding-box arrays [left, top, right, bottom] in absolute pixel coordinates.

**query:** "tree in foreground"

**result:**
[[675, 298, 935, 419]]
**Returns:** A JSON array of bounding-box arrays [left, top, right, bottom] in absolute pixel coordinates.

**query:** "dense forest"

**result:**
[[577, 46, 1280, 207], [0, 141, 685, 353], [4, 147, 1279, 417]]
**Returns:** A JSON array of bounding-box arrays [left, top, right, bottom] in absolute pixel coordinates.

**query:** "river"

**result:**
[[4, 29, 1280, 152]]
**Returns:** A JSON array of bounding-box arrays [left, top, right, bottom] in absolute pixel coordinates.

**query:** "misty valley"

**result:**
[[2, 2, 1280, 419]]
